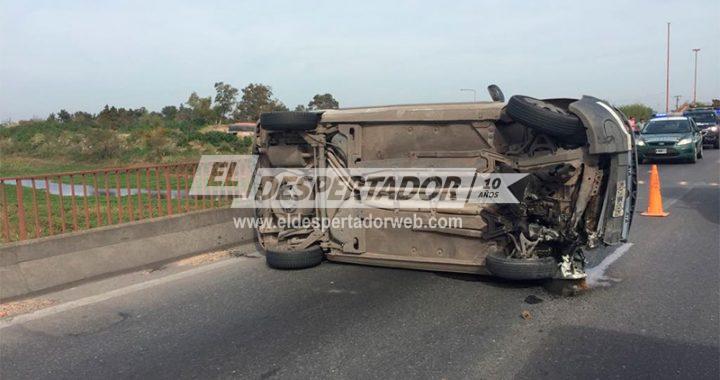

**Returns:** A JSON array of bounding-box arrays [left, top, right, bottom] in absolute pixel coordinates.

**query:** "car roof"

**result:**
[[684, 110, 715, 114]]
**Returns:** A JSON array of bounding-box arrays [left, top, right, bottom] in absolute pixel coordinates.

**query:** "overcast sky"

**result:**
[[1, 0, 718, 120]]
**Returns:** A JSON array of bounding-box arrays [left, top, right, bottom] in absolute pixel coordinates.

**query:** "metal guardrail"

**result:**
[[0, 162, 232, 243]]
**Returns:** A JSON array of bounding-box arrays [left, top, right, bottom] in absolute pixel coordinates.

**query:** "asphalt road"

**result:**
[[1, 150, 719, 379]]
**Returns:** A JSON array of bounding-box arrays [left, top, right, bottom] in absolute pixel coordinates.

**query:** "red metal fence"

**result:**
[[0, 162, 232, 243]]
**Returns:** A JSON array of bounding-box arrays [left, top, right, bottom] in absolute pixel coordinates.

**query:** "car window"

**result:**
[[643, 120, 692, 134], [685, 112, 717, 124]]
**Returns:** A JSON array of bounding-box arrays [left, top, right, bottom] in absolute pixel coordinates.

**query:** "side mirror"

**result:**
[[487, 84, 505, 102]]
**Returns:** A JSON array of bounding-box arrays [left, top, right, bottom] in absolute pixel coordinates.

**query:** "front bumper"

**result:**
[[637, 144, 695, 161], [702, 131, 718, 145]]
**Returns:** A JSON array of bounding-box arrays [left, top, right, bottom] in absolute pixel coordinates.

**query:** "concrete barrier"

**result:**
[[0, 208, 255, 301]]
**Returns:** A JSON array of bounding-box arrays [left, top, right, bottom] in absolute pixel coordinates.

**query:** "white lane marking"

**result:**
[[678, 181, 688, 186], [638, 180, 645, 184], [586, 243, 633, 287], [0, 256, 243, 329]]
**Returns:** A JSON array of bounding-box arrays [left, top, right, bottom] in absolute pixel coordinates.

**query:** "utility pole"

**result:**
[[665, 22, 671, 113], [673, 95, 682, 111], [692, 48, 701, 105], [460, 88, 477, 102]]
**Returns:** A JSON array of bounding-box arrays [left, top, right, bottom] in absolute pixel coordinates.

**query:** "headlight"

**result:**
[[677, 138, 692, 145], [636, 140, 645, 146], [710, 126, 718, 132]]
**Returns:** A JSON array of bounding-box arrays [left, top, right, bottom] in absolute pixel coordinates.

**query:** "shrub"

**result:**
[[82, 128, 123, 160], [142, 127, 177, 162]]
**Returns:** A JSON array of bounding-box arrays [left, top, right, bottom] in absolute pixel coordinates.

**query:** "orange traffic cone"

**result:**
[[641, 164, 669, 217]]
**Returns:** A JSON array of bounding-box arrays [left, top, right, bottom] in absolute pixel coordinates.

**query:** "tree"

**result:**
[[294, 104, 308, 112], [213, 82, 239, 123], [307, 93, 339, 110], [234, 83, 288, 121], [175, 104, 193, 122], [273, 102, 289, 112], [617, 103, 654, 121], [186, 92, 214, 125], [57, 109, 72, 123], [72, 111, 94, 125], [161, 105, 178, 120], [97, 105, 120, 129]]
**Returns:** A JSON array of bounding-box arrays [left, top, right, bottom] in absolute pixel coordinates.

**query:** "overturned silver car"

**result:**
[[253, 87, 636, 280]]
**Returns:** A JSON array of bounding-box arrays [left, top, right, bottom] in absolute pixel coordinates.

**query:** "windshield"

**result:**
[[643, 120, 691, 134], [685, 112, 716, 124]]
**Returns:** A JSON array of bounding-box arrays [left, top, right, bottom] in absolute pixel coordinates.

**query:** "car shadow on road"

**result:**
[[434, 272, 546, 289], [515, 325, 719, 378], [674, 187, 720, 225]]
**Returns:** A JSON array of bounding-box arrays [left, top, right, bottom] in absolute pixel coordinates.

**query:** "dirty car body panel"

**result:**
[[254, 94, 636, 280]]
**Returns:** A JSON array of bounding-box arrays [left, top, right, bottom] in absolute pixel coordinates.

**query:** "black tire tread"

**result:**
[[265, 246, 324, 269], [260, 112, 320, 131], [506, 95, 586, 142], [485, 252, 558, 280]]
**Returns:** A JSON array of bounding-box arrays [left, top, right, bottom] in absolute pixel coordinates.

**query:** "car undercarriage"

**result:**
[[253, 89, 637, 280]]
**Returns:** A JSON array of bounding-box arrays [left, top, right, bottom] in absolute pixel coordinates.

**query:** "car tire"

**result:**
[[265, 246, 325, 270], [484, 251, 558, 280], [506, 95, 587, 145], [714, 140, 719, 149], [260, 111, 320, 131]]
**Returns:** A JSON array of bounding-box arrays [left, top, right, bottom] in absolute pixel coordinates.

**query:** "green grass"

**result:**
[[0, 157, 204, 194], [1, 156, 196, 178], [0, 158, 104, 177], [0, 156, 246, 242], [0, 174, 231, 243]]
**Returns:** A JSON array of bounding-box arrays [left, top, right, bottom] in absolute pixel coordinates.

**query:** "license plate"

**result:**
[[655, 148, 667, 154]]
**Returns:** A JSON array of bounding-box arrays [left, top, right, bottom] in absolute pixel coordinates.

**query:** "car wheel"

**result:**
[[484, 251, 558, 280], [260, 111, 320, 131], [505, 95, 587, 145], [265, 246, 325, 270], [715, 140, 719, 149]]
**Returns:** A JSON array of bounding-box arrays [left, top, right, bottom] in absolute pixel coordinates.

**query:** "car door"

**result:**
[[690, 119, 701, 149]]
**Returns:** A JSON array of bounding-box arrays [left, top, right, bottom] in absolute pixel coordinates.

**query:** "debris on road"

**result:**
[[177, 250, 230, 266], [147, 265, 166, 273], [176, 245, 261, 267], [230, 249, 262, 258], [524, 295, 544, 304], [0, 298, 56, 319], [521, 310, 532, 320], [544, 279, 590, 296]]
